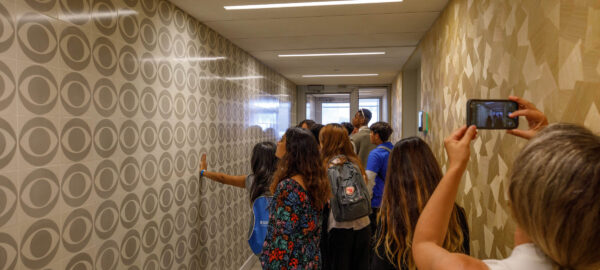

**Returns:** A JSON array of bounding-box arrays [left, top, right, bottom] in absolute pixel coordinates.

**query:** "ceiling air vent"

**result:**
[[307, 85, 324, 92]]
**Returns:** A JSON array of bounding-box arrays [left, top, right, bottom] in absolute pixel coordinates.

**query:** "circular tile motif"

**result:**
[[120, 157, 140, 192], [118, 12, 139, 44], [92, 0, 117, 35], [173, 63, 186, 90], [61, 118, 92, 162], [140, 120, 158, 152], [187, 148, 198, 174], [157, 27, 172, 57], [95, 240, 119, 270], [20, 219, 60, 269], [94, 159, 119, 199], [18, 65, 58, 115], [157, 61, 173, 88], [94, 200, 119, 239], [141, 154, 158, 186], [66, 253, 93, 270], [94, 119, 119, 158], [17, 13, 58, 63], [62, 208, 93, 252], [174, 150, 186, 177], [158, 121, 173, 151], [60, 72, 91, 116], [120, 229, 141, 265], [140, 18, 157, 51], [119, 82, 139, 117], [140, 87, 158, 118], [0, 61, 16, 111], [157, 1, 172, 24], [142, 221, 159, 253], [0, 175, 17, 226], [60, 26, 91, 70], [158, 152, 173, 181], [141, 0, 157, 17], [0, 3, 15, 53], [141, 187, 158, 219], [119, 45, 139, 81], [160, 244, 175, 270], [59, 0, 91, 25], [140, 53, 157, 85], [93, 78, 118, 117], [19, 117, 59, 166], [175, 235, 187, 263], [120, 193, 141, 229], [61, 163, 92, 207], [186, 123, 198, 148], [92, 37, 118, 76], [119, 120, 139, 155], [159, 183, 173, 212], [0, 118, 17, 170]]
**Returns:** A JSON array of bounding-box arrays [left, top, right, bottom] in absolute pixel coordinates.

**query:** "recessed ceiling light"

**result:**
[[279, 52, 385, 57], [224, 0, 403, 10], [302, 74, 379, 77]]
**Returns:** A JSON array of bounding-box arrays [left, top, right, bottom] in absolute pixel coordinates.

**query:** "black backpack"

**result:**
[[327, 155, 371, 222]]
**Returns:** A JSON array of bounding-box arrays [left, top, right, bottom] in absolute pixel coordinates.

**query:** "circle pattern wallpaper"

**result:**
[[0, 0, 295, 269]]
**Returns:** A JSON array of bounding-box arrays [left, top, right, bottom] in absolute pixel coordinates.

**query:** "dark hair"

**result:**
[[297, 119, 316, 129], [271, 128, 330, 210], [340, 122, 354, 135], [310, 124, 324, 145], [358, 108, 372, 124], [249, 141, 278, 203], [376, 137, 465, 268], [370, 121, 393, 142]]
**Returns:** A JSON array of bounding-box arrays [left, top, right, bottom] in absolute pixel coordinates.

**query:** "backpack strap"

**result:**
[[377, 145, 392, 153]]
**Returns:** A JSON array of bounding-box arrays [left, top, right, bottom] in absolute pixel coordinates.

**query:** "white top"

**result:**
[[483, 243, 553, 270]]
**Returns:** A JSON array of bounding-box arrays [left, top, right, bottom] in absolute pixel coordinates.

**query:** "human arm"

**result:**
[[366, 170, 376, 186], [412, 126, 489, 270], [199, 153, 246, 188], [506, 96, 549, 139]]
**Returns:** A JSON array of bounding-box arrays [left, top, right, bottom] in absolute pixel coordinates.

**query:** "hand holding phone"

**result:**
[[505, 96, 548, 139], [467, 99, 519, 129]]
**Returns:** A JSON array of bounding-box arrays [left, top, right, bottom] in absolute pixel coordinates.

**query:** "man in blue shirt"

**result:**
[[365, 122, 393, 230]]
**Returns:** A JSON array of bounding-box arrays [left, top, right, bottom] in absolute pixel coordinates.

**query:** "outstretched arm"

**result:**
[[199, 153, 246, 188], [412, 126, 488, 270]]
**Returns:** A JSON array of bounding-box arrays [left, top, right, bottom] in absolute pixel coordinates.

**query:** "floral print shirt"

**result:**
[[260, 178, 322, 269]]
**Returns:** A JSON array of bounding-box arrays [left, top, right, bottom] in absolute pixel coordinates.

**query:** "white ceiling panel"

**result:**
[[167, 0, 448, 85]]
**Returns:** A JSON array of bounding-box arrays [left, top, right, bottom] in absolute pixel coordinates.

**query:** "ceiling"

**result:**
[[167, 0, 449, 85]]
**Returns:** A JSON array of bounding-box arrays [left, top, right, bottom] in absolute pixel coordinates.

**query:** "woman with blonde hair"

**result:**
[[413, 96, 600, 270], [371, 137, 469, 270], [319, 123, 371, 270]]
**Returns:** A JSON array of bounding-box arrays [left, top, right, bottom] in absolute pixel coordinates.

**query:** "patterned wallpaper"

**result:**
[[0, 0, 295, 269], [391, 0, 600, 259]]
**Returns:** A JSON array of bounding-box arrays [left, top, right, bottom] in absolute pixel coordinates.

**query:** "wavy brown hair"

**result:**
[[271, 127, 330, 210], [319, 124, 367, 179], [376, 137, 465, 269]]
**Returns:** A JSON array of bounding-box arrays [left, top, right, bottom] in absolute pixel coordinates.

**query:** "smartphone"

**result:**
[[466, 99, 519, 129]]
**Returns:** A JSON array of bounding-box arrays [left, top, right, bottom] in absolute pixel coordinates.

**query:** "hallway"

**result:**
[[0, 0, 599, 269]]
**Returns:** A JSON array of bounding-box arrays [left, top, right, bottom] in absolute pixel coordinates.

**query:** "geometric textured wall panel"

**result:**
[[0, 0, 295, 269], [391, 0, 600, 260]]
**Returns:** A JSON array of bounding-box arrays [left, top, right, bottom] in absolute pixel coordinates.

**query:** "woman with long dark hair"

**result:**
[[199, 141, 278, 227], [260, 127, 331, 269], [372, 137, 469, 270], [320, 123, 371, 270]]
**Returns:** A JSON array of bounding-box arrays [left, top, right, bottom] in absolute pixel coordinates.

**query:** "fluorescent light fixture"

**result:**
[[279, 52, 385, 57], [225, 0, 403, 10], [302, 74, 379, 77], [225, 76, 264, 80]]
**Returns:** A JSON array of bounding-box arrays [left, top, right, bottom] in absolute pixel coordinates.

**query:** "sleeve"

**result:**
[[350, 135, 360, 154], [366, 150, 381, 173]]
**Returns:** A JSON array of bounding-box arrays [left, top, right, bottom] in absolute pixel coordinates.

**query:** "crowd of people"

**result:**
[[199, 96, 600, 270]]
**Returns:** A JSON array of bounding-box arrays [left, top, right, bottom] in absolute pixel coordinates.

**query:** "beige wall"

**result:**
[[0, 0, 294, 269], [392, 0, 600, 259]]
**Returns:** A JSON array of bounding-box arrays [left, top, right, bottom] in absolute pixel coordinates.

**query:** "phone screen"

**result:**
[[467, 100, 519, 129]]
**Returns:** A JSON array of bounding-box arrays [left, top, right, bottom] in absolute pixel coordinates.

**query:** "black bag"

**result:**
[[327, 155, 371, 222]]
